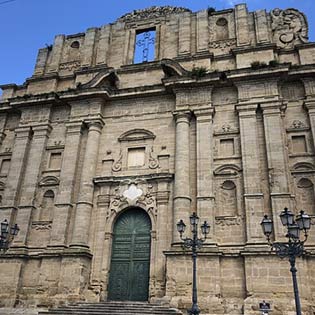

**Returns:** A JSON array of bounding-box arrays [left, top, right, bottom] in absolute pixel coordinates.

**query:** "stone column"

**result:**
[[261, 102, 291, 241], [0, 126, 31, 229], [173, 111, 191, 243], [15, 124, 52, 246], [195, 108, 215, 240], [71, 119, 104, 248], [49, 121, 83, 247], [236, 104, 265, 243]]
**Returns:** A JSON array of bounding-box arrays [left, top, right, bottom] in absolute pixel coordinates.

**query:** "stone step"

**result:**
[[39, 302, 182, 315]]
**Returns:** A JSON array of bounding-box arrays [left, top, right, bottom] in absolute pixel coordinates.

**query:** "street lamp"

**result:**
[[259, 300, 271, 315], [0, 219, 19, 252], [261, 208, 312, 315], [177, 212, 210, 315]]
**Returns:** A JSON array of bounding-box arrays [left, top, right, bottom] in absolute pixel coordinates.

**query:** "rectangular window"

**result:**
[[49, 152, 62, 169], [220, 139, 235, 156], [0, 159, 10, 175], [134, 28, 155, 64], [292, 135, 307, 153], [128, 147, 145, 167]]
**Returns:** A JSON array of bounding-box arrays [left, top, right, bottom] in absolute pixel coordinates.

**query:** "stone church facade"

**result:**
[[0, 4, 315, 314]]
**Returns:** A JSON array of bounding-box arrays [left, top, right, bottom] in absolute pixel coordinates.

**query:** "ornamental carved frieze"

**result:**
[[215, 216, 243, 227], [31, 221, 52, 231], [271, 8, 308, 48], [59, 61, 81, 72], [209, 39, 236, 50], [118, 6, 191, 23], [107, 180, 157, 220]]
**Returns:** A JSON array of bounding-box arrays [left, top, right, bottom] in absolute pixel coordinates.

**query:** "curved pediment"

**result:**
[[118, 129, 156, 142], [214, 164, 242, 176], [291, 162, 315, 173], [161, 59, 188, 78], [81, 70, 119, 89], [39, 176, 60, 186]]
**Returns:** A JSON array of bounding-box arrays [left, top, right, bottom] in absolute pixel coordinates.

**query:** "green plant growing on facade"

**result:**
[[190, 66, 208, 78]]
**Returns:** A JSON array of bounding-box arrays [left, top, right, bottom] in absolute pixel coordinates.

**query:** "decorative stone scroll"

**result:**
[[148, 147, 159, 169], [271, 8, 308, 48], [118, 6, 191, 23], [112, 150, 123, 172], [107, 180, 157, 220]]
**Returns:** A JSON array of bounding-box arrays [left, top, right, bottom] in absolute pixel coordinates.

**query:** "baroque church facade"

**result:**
[[1, 4, 315, 314]]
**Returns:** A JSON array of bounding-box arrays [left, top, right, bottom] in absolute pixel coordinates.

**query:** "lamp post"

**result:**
[[177, 212, 210, 315], [261, 208, 312, 315], [0, 219, 19, 252]]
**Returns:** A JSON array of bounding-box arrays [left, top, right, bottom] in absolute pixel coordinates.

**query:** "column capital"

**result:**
[[236, 103, 259, 116], [65, 120, 84, 134], [304, 99, 315, 113], [85, 118, 105, 132], [260, 101, 286, 115], [14, 126, 32, 139], [173, 110, 192, 123], [32, 124, 52, 138], [194, 107, 215, 122]]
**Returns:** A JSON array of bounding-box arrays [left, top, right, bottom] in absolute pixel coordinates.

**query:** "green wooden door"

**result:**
[[108, 208, 151, 301]]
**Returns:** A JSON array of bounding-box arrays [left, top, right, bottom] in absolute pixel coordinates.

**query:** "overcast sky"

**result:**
[[0, 0, 314, 86]]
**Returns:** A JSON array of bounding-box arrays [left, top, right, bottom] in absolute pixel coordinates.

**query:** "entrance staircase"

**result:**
[[38, 301, 183, 315]]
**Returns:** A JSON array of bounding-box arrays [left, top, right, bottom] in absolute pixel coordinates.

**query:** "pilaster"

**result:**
[[196, 10, 209, 53], [194, 108, 215, 241], [236, 104, 265, 243], [261, 102, 292, 241], [15, 124, 52, 246], [49, 121, 83, 247], [81, 28, 97, 67], [48, 35, 65, 73], [96, 25, 111, 65], [235, 4, 250, 46]]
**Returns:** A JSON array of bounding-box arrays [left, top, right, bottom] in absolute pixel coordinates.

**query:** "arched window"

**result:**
[[220, 180, 237, 216], [40, 190, 55, 221], [216, 18, 229, 41], [296, 178, 315, 215]]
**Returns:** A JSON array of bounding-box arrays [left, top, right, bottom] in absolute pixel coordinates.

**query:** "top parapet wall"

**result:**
[[28, 4, 310, 77]]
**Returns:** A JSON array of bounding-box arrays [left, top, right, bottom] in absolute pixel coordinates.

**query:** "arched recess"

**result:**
[[219, 180, 237, 216], [108, 207, 152, 301], [40, 190, 55, 221], [296, 178, 315, 215], [216, 18, 229, 40]]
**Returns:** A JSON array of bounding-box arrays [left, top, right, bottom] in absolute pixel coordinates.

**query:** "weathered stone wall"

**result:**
[[0, 3, 315, 315]]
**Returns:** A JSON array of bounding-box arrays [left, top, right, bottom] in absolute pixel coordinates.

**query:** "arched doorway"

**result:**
[[108, 208, 151, 301]]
